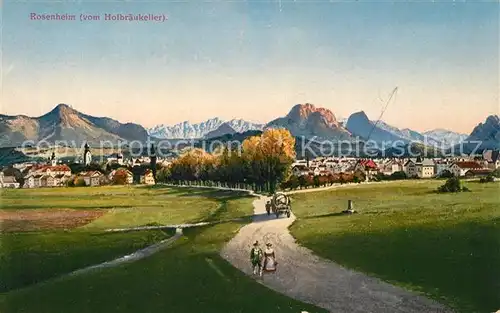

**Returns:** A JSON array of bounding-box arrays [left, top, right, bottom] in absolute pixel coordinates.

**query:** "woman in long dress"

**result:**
[[262, 243, 277, 274]]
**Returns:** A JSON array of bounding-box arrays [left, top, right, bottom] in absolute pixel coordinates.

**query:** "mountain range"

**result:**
[[345, 111, 468, 148], [147, 118, 263, 139], [0, 104, 148, 147], [0, 103, 497, 153]]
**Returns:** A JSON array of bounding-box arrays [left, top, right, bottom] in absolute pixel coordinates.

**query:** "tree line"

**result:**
[[157, 129, 296, 193]]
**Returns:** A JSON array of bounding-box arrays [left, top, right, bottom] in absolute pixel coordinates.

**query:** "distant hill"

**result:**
[[0, 104, 149, 147], [203, 123, 237, 140], [0, 148, 35, 167], [382, 142, 445, 158], [266, 103, 353, 141], [194, 130, 263, 152]]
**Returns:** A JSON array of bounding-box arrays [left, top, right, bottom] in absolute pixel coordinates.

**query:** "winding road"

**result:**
[[221, 187, 453, 313]]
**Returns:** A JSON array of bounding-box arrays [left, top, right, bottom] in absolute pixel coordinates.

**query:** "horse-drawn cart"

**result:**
[[266, 193, 292, 218]]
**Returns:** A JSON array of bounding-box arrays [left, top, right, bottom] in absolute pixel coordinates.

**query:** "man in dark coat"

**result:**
[[250, 241, 263, 276]]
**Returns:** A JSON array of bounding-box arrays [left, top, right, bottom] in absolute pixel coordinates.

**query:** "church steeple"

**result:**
[[50, 152, 57, 166], [149, 144, 157, 185], [83, 142, 92, 166]]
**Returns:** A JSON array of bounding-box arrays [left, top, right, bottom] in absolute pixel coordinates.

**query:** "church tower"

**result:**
[[50, 152, 57, 166], [149, 144, 157, 184], [83, 143, 92, 166]]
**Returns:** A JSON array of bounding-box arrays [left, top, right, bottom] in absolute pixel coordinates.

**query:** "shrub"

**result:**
[[74, 177, 87, 187], [313, 175, 321, 187], [390, 171, 407, 180], [156, 166, 171, 183], [479, 174, 495, 183], [279, 180, 290, 190], [492, 168, 500, 178], [298, 175, 307, 188], [437, 177, 469, 193], [288, 175, 299, 189], [439, 170, 454, 178]]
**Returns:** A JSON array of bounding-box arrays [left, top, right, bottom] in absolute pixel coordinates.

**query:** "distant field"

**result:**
[[0, 186, 253, 230], [290, 180, 500, 313]]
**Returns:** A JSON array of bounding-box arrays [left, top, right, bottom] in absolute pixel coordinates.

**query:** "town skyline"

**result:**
[[2, 1, 498, 133]]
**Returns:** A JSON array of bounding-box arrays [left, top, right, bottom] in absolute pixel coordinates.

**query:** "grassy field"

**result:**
[[0, 186, 252, 230], [1, 220, 325, 313], [0, 229, 173, 292], [0, 186, 253, 291], [289, 180, 500, 313], [1, 185, 325, 313]]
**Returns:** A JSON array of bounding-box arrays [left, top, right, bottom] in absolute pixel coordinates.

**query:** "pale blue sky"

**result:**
[[2, 0, 499, 133]]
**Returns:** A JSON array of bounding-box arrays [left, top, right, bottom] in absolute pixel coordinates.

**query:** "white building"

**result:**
[[417, 159, 435, 178], [0, 173, 20, 188], [292, 164, 310, 176], [404, 159, 418, 177], [434, 160, 451, 176], [380, 159, 403, 175], [404, 158, 435, 178], [109, 169, 134, 184], [449, 161, 483, 177], [79, 171, 104, 186]]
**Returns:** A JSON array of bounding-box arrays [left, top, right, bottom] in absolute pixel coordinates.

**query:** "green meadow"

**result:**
[[0, 186, 324, 313], [290, 180, 500, 313]]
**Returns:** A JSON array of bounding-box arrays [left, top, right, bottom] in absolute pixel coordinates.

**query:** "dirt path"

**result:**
[[221, 193, 453, 313], [69, 228, 183, 277]]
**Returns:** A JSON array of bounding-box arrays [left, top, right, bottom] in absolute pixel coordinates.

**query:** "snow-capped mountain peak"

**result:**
[[148, 118, 264, 139], [422, 129, 468, 147]]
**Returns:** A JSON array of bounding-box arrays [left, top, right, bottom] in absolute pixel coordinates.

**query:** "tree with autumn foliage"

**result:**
[[212, 146, 246, 187], [111, 168, 130, 185], [169, 148, 216, 182], [241, 129, 296, 193]]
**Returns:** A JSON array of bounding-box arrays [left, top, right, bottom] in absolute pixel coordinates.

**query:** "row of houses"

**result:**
[[107, 168, 155, 185], [19, 164, 156, 188], [106, 154, 173, 168], [23, 164, 73, 188], [291, 153, 499, 179]]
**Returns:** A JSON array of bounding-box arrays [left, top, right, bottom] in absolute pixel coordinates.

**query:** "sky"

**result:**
[[1, 0, 499, 134]]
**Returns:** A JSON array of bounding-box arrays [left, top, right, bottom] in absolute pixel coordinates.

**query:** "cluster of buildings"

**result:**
[[104, 153, 172, 168], [291, 150, 500, 180], [0, 146, 161, 189]]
